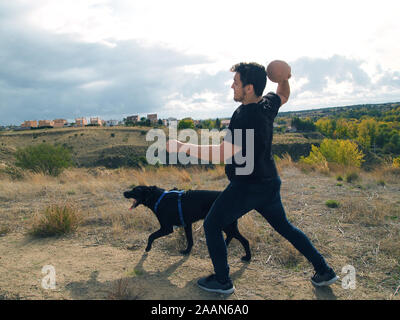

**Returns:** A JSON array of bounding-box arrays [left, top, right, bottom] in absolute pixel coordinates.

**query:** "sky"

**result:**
[[1, 0, 400, 126]]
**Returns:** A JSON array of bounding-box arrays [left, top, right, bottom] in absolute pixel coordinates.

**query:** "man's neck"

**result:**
[[242, 95, 263, 105]]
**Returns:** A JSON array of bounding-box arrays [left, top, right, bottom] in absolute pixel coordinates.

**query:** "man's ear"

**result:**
[[244, 83, 254, 95]]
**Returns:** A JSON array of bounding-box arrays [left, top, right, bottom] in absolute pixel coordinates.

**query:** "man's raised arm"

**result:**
[[276, 66, 291, 106]]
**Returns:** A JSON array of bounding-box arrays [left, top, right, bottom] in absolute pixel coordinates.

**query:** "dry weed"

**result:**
[[295, 160, 330, 175], [107, 278, 138, 300], [369, 166, 400, 184], [275, 153, 294, 172], [29, 202, 83, 237], [338, 198, 388, 226]]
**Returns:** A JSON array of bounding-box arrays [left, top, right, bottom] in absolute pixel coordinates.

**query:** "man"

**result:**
[[167, 62, 338, 294]]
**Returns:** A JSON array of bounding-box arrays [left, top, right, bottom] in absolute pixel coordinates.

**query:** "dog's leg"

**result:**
[[225, 235, 233, 247], [233, 224, 251, 262], [180, 224, 193, 255], [224, 222, 251, 262], [145, 228, 172, 252]]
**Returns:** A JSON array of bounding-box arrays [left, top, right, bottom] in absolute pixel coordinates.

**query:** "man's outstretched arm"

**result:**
[[166, 139, 241, 163]]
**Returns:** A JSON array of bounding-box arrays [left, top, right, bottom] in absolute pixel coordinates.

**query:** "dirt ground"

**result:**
[[0, 165, 399, 300]]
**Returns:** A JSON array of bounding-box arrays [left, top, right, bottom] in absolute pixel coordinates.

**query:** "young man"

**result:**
[[167, 62, 338, 294]]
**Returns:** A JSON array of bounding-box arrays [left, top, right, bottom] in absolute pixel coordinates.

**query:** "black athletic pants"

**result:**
[[203, 177, 329, 283]]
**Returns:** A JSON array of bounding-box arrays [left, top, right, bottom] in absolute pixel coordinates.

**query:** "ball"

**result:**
[[266, 60, 291, 83]]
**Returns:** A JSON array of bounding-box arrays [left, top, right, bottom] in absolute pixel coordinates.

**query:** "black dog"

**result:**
[[123, 185, 251, 261]]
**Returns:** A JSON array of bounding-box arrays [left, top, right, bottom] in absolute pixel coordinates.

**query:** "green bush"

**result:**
[[325, 200, 340, 208], [15, 143, 74, 176]]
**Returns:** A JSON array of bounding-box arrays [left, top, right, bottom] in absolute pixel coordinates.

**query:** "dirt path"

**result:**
[[0, 231, 390, 300]]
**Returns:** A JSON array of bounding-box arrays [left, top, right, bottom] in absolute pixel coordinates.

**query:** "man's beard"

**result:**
[[233, 92, 244, 102]]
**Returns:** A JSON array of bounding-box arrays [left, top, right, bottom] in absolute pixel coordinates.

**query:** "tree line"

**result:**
[[290, 104, 400, 155]]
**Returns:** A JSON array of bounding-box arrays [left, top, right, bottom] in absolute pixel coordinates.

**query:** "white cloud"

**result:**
[[0, 0, 399, 125]]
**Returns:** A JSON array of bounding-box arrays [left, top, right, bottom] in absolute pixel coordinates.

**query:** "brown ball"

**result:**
[[267, 60, 291, 83]]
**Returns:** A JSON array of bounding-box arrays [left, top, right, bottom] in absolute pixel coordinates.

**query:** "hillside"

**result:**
[[0, 126, 326, 167], [278, 101, 400, 120]]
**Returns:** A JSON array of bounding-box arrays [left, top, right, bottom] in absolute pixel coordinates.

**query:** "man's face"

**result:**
[[231, 72, 245, 102]]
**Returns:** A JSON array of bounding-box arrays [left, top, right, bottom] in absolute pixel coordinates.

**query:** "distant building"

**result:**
[[106, 120, 119, 127], [38, 120, 54, 127], [90, 117, 102, 126], [147, 113, 157, 123], [21, 120, 38, 128], [75, 117, 87, 127], [126, 115, 139, 123], [53, 119, 67, 128]]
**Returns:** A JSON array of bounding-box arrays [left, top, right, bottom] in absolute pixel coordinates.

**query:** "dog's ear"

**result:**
[[141, 186, 157, 204]]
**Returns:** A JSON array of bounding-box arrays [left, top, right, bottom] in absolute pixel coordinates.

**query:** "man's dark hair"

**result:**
[[230, 62, 267, 97]]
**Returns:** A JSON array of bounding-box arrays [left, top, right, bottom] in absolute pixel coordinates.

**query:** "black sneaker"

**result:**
[[197, 274, 235, 294], [311, 267, 339, 286]]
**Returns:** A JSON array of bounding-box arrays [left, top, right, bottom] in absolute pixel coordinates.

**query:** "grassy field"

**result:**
[[0, 158, 399, 300]]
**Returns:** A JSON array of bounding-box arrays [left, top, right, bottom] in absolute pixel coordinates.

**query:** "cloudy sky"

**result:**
[[1, 0, 400, 126]]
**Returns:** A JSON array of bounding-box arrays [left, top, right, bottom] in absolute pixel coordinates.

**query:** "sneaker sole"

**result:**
[[197, 283, 235, 294], [311, 275, 339, 287]]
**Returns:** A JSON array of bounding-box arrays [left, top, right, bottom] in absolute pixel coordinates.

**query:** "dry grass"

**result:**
[[29, 203, 83, 237], [338, 198, 395, 226], [275, 153, 295, 172], [107, 278, 139, 300], [1, 161, 400, 299]]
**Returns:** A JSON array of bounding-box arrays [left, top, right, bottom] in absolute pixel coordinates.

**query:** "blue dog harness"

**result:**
[[154, 190, 186, 227]]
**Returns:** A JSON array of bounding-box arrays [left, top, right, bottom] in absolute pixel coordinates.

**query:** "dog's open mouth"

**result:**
[[129, 199, 138, 210]]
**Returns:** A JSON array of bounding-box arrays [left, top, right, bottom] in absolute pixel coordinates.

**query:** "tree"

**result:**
[[178, 118, 195, 130], [215, 118, 221, 130], [357, 118, 378, 149]]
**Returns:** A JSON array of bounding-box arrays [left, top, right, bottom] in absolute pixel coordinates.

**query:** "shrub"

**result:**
[[394, 156, 400, 168], [300, 139, 365, 168], [299, 145, 328, 166], [15, 143, 74, 176], [325, 200, 340, 208], [0, 225, 10, 237], [29, 204, 82, 237], [377, 180, 386, 187], [345, 172, 359, 183]]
